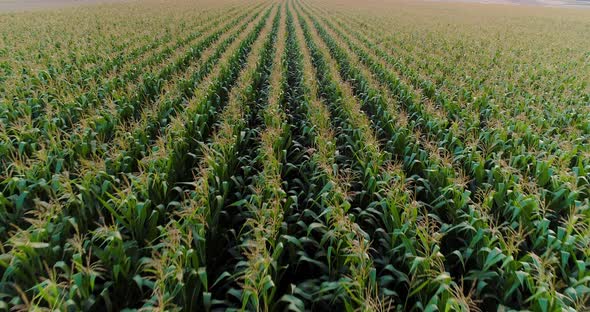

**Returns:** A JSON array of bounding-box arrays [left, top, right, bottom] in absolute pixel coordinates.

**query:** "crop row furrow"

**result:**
[[145, 4, 277, 308], [0, 10, 242, 176], [298, 2, 508, 309], [323, 3, 590, 142], [0, 6, 264, 240], [303, 0, 587, 251], [0, 5, 274, 310], [232, 4, 290, 311], [300, 1, 590, 310], [291, 3, 384, 309], [312, 2, 590, 173], [0, 5, 243, 132]]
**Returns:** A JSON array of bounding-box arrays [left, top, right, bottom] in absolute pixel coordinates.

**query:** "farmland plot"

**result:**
[[0, 0, 589, 310]]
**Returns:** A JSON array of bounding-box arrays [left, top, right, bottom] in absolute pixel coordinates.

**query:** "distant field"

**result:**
[[430, 0, 590, 7], [0, 0, 130, 11], [1, 0, 588, 12], [0, 0, 589, 310]]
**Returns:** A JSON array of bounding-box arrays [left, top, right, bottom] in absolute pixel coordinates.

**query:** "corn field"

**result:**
[[0, 0, 589, 310]]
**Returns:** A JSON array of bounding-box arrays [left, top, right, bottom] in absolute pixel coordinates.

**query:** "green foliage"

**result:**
[[0, 0, 588, 311]]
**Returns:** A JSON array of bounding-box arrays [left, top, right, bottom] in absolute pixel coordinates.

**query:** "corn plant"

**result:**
[[0, 0, 588, 310]]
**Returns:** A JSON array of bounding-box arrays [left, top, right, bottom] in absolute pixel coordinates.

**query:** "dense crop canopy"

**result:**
[[0, 0, 588, 310]]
